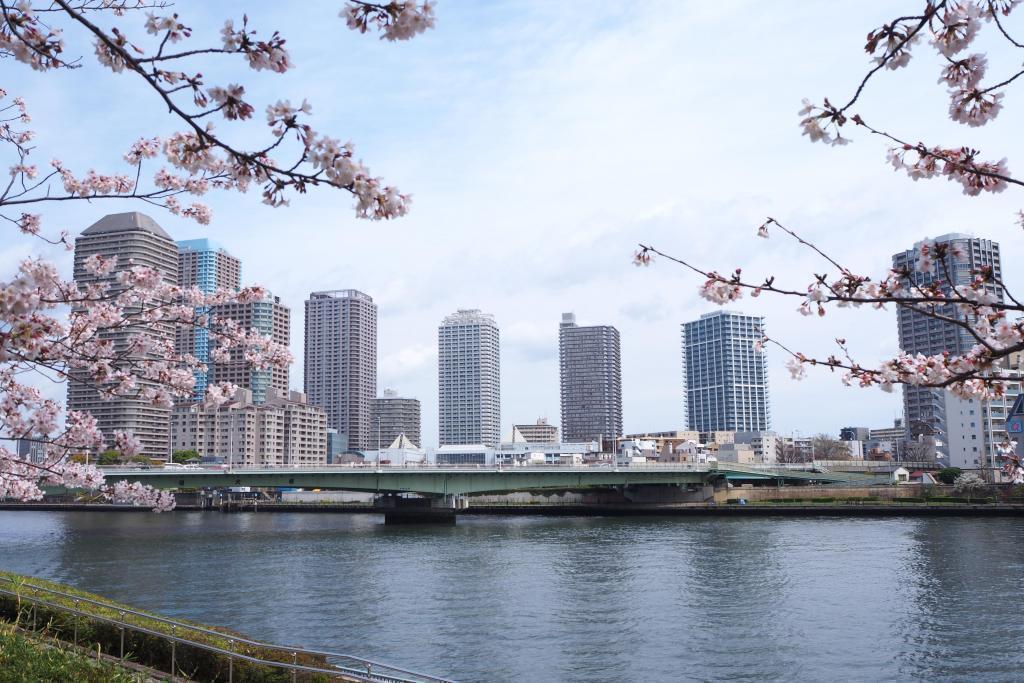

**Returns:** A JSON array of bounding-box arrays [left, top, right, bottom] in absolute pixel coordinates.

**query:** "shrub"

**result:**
[[0, 625, 140, 682], [935, 468, 963, 485]]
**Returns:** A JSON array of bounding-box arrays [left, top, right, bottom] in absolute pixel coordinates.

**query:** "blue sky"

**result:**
[[5, 1, 1023, 446]]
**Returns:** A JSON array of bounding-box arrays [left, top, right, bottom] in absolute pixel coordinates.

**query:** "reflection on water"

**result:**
[[2, 511, 1023, 682]]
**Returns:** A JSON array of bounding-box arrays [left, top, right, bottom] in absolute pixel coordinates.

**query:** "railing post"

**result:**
[[171, 625, 176, 682], [228, 639, 234, 683], [119, 610, 125, 660], [292, 651, 298, 683], [73, 599, 79, 646]]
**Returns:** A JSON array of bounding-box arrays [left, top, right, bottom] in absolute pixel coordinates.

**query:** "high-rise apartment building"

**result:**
[[175, 238, 241, 400], [68, 212, 178, 459], [304, 290, 377, 451], [558, 313, 623, 442], [682, 311, 770, 433], [371, 389, 422, 448], [893, 234, 1003, 467], [211, 293, 290, 404], [981, 352, 1024, 472], [438, 309, 501, 447]]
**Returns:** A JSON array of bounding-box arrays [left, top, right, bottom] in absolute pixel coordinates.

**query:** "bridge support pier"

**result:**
[[376, 494, 464, 525]]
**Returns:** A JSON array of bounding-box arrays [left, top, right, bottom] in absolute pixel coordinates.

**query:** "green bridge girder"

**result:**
[[102, 467, 711, 496], [101, 463, 887, 495]]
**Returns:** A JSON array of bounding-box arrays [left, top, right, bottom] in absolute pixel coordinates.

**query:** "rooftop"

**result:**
[[441, 309, 497, 326], [82, 212, 172, 240], [176, 237, 235, 256], [309, 289, 374, 302]]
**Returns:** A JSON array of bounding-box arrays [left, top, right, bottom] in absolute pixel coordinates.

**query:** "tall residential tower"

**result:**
[[438, 309, 501, 447], [558, 313, 623, 442], [304, 290, 377, 452], [682, 311, 770, 433], [893, 234, 1003, 467], [68, 212, 179, 459], [175, 238, 241, 400], [211, 294, 291, 404]]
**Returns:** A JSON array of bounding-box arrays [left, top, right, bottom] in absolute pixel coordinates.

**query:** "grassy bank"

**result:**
[[0, 572, 340, 681], [0, 624, 144, 682]]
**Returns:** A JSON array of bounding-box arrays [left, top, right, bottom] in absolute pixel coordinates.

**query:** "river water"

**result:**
[[2, 511, 1023, 682]]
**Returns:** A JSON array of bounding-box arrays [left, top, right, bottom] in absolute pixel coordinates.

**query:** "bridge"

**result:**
[[100, 463, 891, 522], [102, 462, 892, 494]]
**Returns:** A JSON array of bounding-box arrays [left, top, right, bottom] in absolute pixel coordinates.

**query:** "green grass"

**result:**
[[0, 624, 143, 682], [0, 572, 336, 681]]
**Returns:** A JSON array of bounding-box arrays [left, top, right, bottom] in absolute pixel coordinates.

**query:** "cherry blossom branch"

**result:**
[[637, 216, 1024, 399], [797, 0, 1024, 220]]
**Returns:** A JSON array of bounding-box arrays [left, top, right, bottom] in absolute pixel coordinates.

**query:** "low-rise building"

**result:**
[[434, 444, 495, 466], [700, 431, 735, 454], [621, 430, 700, 459], [512, 418, 559, 444], [734, 431, 779, 464], [840, 426, 871, 442], [326, 428, 345, 464], [495, 440, 598, 466], [171, 389, 327, 466], [715, 442, 757, 464], [869, 419, 907, 460], [364, 434, 427, 466]]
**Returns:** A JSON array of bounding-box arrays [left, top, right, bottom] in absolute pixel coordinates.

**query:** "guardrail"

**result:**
[[0, 576, 454, 683], [102, 463, 715, 474]]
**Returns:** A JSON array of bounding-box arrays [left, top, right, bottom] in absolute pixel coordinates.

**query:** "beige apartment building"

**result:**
[[172, 389, 327, 466], [68, 212, 179, 459]]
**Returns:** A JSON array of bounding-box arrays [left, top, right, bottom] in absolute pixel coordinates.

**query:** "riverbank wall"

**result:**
[[6, 500, 1024, 516]]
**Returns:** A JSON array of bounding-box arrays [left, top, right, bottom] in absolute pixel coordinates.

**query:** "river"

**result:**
[[2, 511, 1023, 682]]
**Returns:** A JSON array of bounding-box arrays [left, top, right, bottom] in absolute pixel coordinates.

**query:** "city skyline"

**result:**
[[5, 4, 1024, 681], [15, 3, 1024, 449], [65, 213, 1024, 452]]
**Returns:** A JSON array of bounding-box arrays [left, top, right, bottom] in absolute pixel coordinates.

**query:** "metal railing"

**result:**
[[103, 462, 714, 474], [0, 576, 454, 683]]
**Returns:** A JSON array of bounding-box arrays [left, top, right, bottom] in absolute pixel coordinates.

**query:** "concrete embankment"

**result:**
[[460, 503, 1024, 517], [5, 501, 1024, 516]]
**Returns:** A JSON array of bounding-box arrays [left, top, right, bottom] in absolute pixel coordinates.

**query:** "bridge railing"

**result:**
[[102, 463, 716, 474], [0, 576, 454, 683]]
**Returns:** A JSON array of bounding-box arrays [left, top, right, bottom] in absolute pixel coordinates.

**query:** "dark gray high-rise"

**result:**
[[559, 313, 623, 442]]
